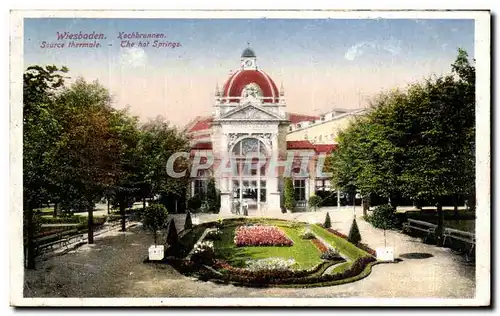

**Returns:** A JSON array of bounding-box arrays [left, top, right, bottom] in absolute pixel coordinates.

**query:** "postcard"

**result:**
[[10, 10, 490, 307]]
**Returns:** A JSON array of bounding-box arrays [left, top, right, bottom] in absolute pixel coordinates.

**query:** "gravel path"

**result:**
[[24, 209, 475, 298]]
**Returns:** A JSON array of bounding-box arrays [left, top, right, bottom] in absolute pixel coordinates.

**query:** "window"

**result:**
[[232, 138, 267, 156], [289, 126, 293, 132], [297, 123, 302, 128], [320, 115, 325, 121], [194, 179, 207, 198], [294, 179, 306, 201]]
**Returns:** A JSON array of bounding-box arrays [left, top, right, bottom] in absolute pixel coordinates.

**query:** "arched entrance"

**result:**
[[229, 137, 269, 214]]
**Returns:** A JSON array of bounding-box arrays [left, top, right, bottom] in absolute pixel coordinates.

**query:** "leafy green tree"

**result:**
[[329, 49, 475, 246], [53, 78, 119, 244], [308, 195, 322, 212], [23, 65, 69, 269], [141, 203, 169, 245], [108, 109, 143, 232], [366, 204, 399, 247], [283, 178, 296, 211], [348, 218, 362, 245]]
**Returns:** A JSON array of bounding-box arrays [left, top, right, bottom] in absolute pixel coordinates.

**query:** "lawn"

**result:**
[[310, 224, 370, 261], [213, 224, 322, 269]]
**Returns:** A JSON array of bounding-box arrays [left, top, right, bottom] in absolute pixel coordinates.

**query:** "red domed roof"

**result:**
[[222, 69, 279, 103]]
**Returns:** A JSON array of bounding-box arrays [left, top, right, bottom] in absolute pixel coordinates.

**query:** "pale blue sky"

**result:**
[[24, 18, 475, 126]]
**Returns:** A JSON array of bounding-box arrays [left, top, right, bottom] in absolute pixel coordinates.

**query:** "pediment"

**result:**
[[220, 104, 281, 121]]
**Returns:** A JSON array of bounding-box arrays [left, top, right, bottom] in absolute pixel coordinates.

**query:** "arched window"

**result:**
[[231, 138, 268, 156]]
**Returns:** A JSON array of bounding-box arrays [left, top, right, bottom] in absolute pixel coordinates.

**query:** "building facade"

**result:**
[[187, 48, 356, 215]]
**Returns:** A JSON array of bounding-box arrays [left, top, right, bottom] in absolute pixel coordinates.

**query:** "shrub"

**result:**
[[300, 228, 315, 240], [366, 204, 399, 229], [348, 218, 362, 245], [191, 240, 215, 265], [320, 249, 343, 261], [205, 178, 221, 213], [184, 211, 193, 230], [308, 195, 322, 212], [141, 204, 168, 245], [283, 178, 296, 211], [324, 212, 332, 228], [205, 227, 222, 241], [187, 195, 202, 211], [165, 218, 179, 247]]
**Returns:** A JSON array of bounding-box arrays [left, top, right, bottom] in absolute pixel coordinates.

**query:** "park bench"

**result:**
[[443, 227, 475, 260], [402, 218, 437, 241], [36, 228, 84, 253]]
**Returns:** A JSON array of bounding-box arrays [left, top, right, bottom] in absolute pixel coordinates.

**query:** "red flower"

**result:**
[[310, 238, 328, 253], [234, 225, 293, 247]]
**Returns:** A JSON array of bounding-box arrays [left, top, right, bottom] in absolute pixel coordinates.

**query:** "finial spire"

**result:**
[[280, 82, 285, 96], [215, 82, 220, 96]]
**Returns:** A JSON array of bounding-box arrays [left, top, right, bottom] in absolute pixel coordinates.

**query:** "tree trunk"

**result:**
[[26, 205, 36, 269], [53, 202, 58, 218], [436, 202, 444, 246], [88, 208, 94, 244], [107, 199, 110, 215], [120, 202, 126, 232], [143, 197, 146, 210]]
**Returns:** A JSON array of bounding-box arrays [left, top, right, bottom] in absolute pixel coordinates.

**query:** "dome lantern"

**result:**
[[241, 47, 256, 58]]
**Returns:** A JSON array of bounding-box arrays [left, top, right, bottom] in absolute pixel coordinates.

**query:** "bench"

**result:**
[[443, 227, 475, 259], [35, 229, 83, 253], [402, 219, 437, 241]]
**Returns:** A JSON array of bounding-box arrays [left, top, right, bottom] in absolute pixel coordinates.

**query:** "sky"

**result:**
[[24, 18, 475, 127]]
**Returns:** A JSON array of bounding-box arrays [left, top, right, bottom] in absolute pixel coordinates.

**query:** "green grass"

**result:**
[[310, 224, 370, 261], [213, 225, 322, 269], [328, 261, 351, 274]]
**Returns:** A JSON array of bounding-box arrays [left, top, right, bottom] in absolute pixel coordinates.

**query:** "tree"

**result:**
[[324, 212, 332, 228], [329, 49, 475, 246], [348, 218, 362, 245], [139, 117, 191, 209], [23, 65, 69, 269], [205, 177, 220, 213], [184, 211, 193, 230], [187, 195, 202, 211], [283, 178, 296, 211], [165, 218, 179, 247], [308, 195, 322, 212], [108, 109, 143, 232], [366, 204, 398, 247], [53, 78, 119, 244], [141, 204, 168, 245]]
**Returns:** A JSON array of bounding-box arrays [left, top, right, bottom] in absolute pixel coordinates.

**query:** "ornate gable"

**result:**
[[219, 104, 282, 121]]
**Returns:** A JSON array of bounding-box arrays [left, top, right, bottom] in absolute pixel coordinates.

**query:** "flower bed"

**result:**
[[310, 238, 328, 253], [326, 228, 348, 239], [357, 243, 377, 256], [234, 225, 293, 247]]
